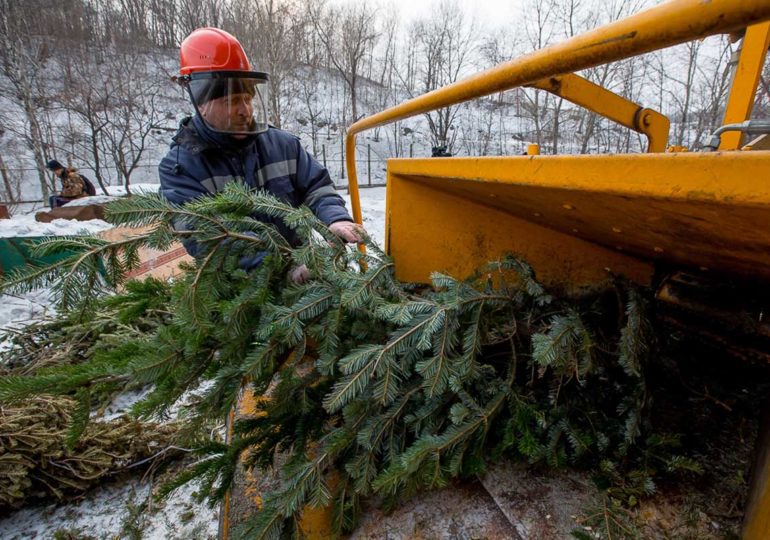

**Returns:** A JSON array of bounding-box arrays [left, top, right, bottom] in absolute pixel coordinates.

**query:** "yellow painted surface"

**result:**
[[386, 174, 653, 292], [531, 74, 669, 153], [386, 152, 770, 288], [720, 22, 770, 150], [346, 0, 770, 226], [223, 369, 335, 539], [296, 507, 334, 538], [743, 469, 770, 540]]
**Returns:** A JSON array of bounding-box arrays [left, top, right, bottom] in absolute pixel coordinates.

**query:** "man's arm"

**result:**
[[159, 154, 268, 270], [158, 154, 212, 259], [292, 138, 364, 242]]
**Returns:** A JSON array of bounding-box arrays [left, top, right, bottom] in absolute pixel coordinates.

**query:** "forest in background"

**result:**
[[1, 0, 769, 202]]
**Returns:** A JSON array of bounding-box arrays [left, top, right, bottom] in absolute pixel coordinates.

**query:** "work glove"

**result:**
[[289, 264, 311, 284], [329, 220, 366, 243]]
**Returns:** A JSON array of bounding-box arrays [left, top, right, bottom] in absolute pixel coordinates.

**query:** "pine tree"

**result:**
[[0, 184, 691, 537]]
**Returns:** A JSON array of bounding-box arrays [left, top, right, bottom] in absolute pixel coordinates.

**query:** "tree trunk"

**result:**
[[22, 98, 50, 199], [350, 76, 358, 124], [0, 153, 14, 202], [551, 97, 563, 154]]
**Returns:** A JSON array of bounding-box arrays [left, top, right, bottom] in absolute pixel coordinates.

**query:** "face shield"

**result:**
[[180, 71, 269, 135]]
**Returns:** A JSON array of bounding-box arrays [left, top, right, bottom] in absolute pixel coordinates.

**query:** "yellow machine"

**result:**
[[223, 1, 770, 537], [346, 1, 770, 296]]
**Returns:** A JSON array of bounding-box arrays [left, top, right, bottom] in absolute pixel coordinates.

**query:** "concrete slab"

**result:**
[[479, 462, 597, 539], [351, 481, 523, 540]]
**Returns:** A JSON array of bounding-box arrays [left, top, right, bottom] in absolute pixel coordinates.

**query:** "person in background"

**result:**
[[159, 28, 365, 283], [45, 160, 96, 208]]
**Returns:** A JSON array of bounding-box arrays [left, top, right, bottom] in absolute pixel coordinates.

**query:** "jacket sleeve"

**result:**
[[159, 151, 210, 259], [292, 138, 352, 225], [158, 152, 210, 207]]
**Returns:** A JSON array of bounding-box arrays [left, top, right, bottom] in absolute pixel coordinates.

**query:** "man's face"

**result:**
[[53, 167, 64, 177], [199, 92, 254, 139]]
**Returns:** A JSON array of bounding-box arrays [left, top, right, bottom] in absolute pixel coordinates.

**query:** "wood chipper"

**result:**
[[222, 0, 770, 537]]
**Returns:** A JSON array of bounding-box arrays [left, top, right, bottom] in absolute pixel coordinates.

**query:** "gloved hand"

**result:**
[[289, 264, 311, 284], [329, 220, 366, 243]]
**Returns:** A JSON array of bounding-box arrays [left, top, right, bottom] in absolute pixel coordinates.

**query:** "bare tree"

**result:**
[[310, 0, 378, 125], [147, 0, 178, 48], [479, 29, 522, 155], [0, 0, 121, 200], [369, 6, 399, 142], [0, 137, 18, 203], [669, 40, 702, 147], [691, 35, 733, 148], [402, 0, 476, 152], [58, 42, 169, 194], [517, 0, 556, 150], [99, 56, 166, 194], [0, 0, 58, 199], [59, 49, 114, 194], [117, 0, 150, 43], [295, 27, 330, 155], [460, 100, 496, 156], [227, 0, 305, 128], [176, 0, 223, 38]]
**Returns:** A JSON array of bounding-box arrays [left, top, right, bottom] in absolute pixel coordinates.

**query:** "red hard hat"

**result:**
[[179, 27, 250, 75]]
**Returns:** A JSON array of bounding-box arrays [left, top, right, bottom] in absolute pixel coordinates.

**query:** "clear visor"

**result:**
[[185, 73, 269, 135]]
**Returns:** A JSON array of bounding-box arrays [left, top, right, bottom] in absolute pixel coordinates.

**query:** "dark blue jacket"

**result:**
[[159, 115, 351, 268]]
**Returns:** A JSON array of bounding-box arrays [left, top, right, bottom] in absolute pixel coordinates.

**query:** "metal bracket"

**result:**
[[530, 74, 670, 153]]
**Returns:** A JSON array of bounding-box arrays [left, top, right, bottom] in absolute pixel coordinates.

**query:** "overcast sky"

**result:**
[[379, 0, 523, 29]]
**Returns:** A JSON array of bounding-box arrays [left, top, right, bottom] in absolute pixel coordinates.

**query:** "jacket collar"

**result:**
[[173, 115, 258, 154]]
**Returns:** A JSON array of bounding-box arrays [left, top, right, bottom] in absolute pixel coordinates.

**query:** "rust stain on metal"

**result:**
[[576, 31, 638, 50]]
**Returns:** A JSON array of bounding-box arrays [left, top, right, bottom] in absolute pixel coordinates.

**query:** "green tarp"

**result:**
[[0, 237, 75, 276]]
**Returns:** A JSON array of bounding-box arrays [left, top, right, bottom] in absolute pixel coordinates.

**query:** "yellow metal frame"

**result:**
[[345, 0, 770, 225], [720, 21, 770, 150], [529, 74, 670, 153], [385, 152, 770, 291]]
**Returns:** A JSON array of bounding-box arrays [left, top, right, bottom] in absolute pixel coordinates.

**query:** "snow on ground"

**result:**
[[66, 183, 161, 207], [341, 186, 386, 248], [0, 193, 117, 349], [0, 290, 56, 353], [0, 213, 112, 238], [0, 476, 219, 540], [0, 184, 387, 539], [0, 289, 55, 329], [104, 184, 161, 197]]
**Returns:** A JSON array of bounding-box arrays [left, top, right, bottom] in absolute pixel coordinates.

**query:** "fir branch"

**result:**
[[619, 289, 650, 378], [0, 235, 148, 310], [0, 183, 683, 535]]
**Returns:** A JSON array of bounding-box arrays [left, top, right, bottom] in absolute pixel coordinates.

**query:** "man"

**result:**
[[159, 27, 363, 283], [46, 159, 90, 208]]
